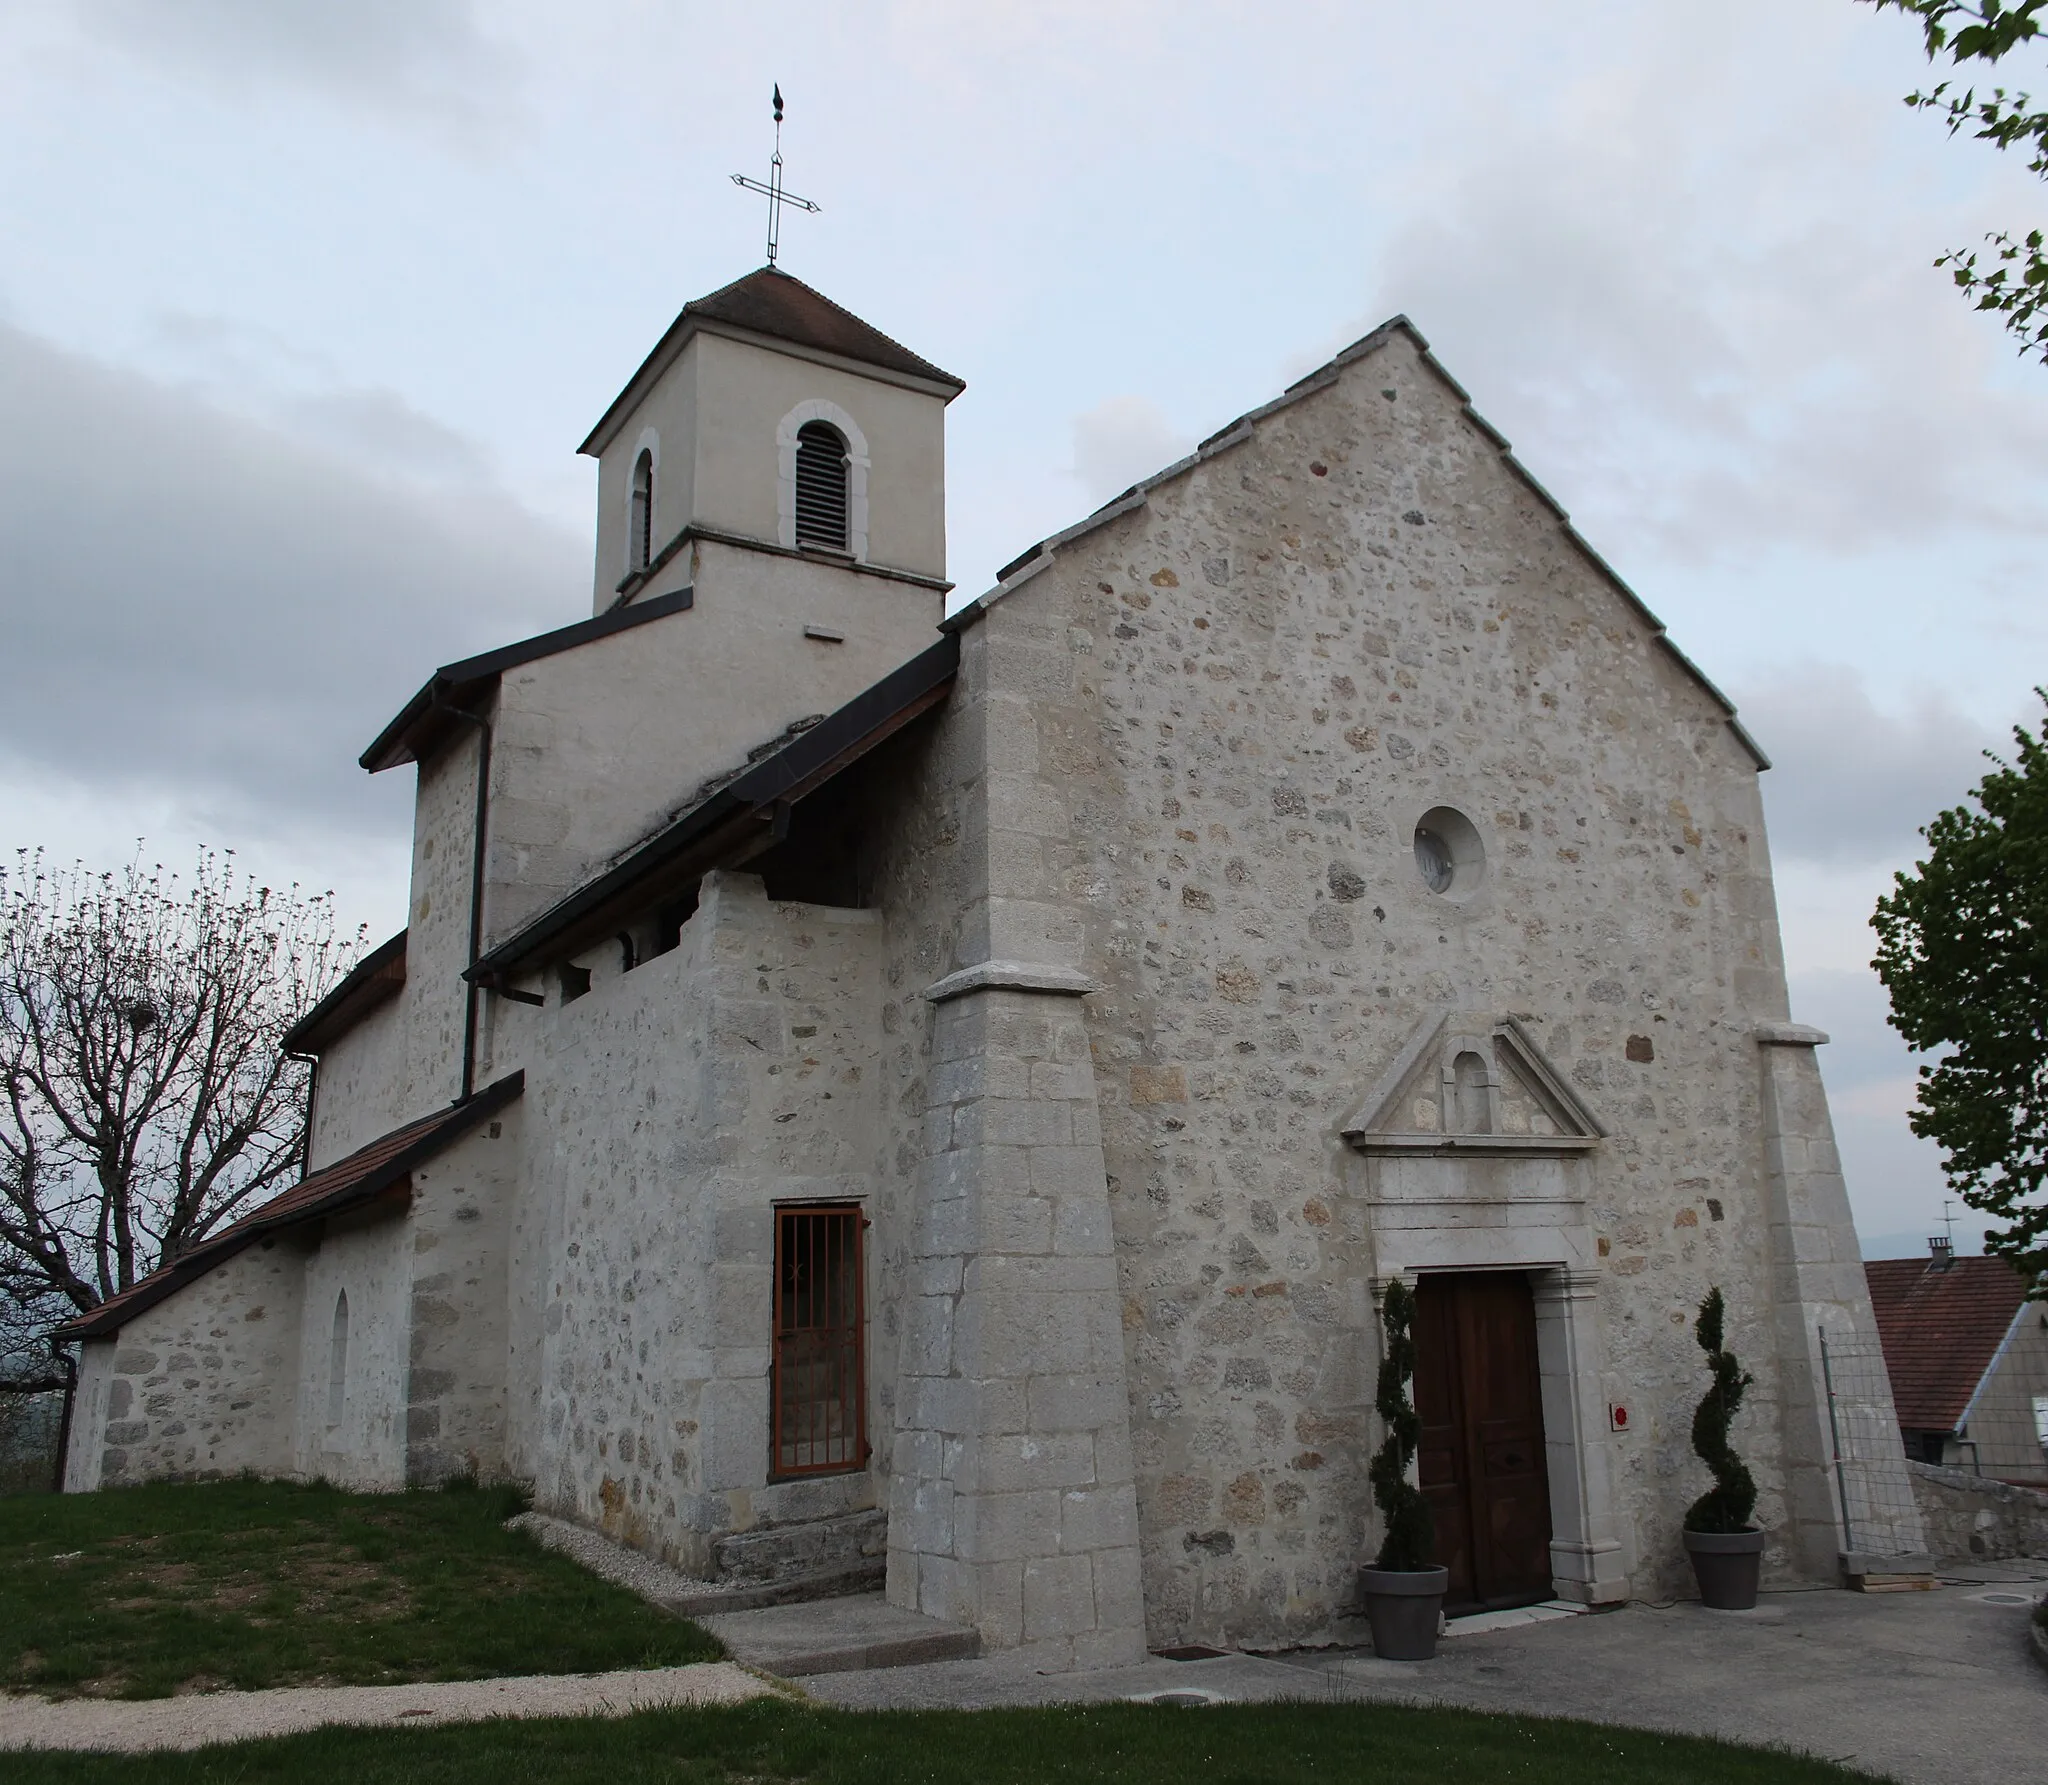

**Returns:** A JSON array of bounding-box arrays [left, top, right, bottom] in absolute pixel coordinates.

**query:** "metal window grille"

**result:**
[[772, 1204, 866, 1476], [793, 422, 849, 549]]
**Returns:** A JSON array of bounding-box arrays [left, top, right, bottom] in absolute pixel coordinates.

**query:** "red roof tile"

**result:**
[[55, 1072, 522, 1342], [1864, 1255, 2032, 1432]]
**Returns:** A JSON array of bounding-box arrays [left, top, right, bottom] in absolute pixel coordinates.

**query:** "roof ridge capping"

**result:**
[[951, 313, 1770, 774]]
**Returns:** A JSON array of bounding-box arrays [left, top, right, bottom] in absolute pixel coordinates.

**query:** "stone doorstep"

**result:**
[[656, 1555, 886, 1619], [1442, 1601, 1587, 1638], [694, 1592, 981, 1678], [711, 1508, 888, 1588]]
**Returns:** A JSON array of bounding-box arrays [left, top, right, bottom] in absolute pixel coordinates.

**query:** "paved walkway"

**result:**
[[807, 1563, 2048, 1785], [0, 1661, 772, 1753]]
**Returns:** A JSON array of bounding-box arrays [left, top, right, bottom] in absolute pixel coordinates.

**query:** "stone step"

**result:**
[[712, 1508, 888, 1587], [694, 1591, 981, 1678], [654, 1554, 886, 1619]]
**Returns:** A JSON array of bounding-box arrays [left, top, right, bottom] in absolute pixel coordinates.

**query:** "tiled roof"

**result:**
[[55, 1073, 523, 1342], [1864, 1255, 2033, 1433], [579, 267, 963, 456]]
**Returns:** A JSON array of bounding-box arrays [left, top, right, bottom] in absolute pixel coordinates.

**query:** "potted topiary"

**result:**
[[1682, 1286, 1764, 1610], [1360, 1277, 1448, 1659]]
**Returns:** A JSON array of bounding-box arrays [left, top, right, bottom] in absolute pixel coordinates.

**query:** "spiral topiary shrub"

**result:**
[[1684, 1286, 1758, 1535], [1368, 1278, 1436, 1570]]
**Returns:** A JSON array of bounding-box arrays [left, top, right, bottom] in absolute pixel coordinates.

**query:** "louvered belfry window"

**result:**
[[793, 421, 849, 550], [772, 1205, 866, 1476]]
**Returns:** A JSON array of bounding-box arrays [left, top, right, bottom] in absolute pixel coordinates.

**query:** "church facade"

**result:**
[[58, 268, 1924, 1661]]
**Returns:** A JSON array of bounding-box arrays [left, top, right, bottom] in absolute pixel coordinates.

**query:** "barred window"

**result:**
[[793, 421, 849, 550], [772, 1205, 865, 1475]]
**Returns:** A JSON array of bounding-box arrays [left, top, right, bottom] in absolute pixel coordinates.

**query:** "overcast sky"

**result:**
[[2, 0, 2040, 1256]]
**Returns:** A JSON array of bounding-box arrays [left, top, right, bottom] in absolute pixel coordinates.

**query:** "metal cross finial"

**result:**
[[730, 83, 820, 267]]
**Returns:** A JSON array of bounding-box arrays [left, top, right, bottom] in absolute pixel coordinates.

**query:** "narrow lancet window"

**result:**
[[327, 1291, 350, 1428], [630, 450, 655, 572], [793, 421, 849, 550]]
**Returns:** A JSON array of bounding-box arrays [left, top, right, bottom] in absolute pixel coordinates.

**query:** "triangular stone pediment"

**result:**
[[1341, 1012, 1605, 1154]]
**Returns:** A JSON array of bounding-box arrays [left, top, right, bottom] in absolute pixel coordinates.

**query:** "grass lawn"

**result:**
[[0, 1697, 1874, 1785], [0, 1477, 719, 1698]]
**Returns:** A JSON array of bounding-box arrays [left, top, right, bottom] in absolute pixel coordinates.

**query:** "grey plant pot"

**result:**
[[1683, 1527, 1765, 1610], [1360, 1564, 1450, 1660]]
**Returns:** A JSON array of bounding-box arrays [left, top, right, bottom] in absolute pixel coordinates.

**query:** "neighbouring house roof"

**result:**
[[282, 928, 407, 1056], [579, 267, 965, 458], [361, 586, 695, 774], [1865, 1254, 2036, 1434], [53, 1073, 524, 1343], [951, 314, 1771, 775], [468, 631, 959, 983]]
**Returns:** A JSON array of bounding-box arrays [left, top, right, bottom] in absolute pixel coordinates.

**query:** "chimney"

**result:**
[[1928, 1236, 1954, 1271]]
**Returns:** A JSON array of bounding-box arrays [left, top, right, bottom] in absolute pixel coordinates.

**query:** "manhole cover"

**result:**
[[1129, 1689, 1225, 1707], [1970, 1591, 2035, 1606]]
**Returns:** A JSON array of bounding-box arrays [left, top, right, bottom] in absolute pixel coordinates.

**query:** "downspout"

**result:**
[[429, 692, 493, 1104]]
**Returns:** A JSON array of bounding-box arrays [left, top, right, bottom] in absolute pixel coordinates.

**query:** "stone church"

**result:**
[[58, 265, 1926, 1661]]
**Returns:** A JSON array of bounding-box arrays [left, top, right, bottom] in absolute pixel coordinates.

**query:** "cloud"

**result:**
[[1739, 665, 2009, 868], [63, 0, 521, 137], [0, 321, 581, 847], [1069, 396, 1195, 508], [1358, 6, 2048, 567]]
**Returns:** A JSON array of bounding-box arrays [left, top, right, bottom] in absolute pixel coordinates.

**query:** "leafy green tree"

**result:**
[[1871, 695, 2048, 1289], [1870, 1, 2048, 358]]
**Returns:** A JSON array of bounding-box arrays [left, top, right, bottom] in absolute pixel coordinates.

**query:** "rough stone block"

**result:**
[[1062, 1484, 1140, 1551], [1022, 1552, 1097, 1639], [899, 1294, 957, 1377], [1051, 1194, 1113, 1257], [1090, 1541, 1146, 1629], [1027, 1374, 1130, 1432], [957, 1430, 1097, 1495], [956, 1488, 1061, 1562], [963, 1254, 1117, 1298]]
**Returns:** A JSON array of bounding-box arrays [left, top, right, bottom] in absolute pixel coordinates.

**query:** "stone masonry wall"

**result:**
[[515, 872, 888, 1571], [292, 1207, 411, 1489], [75, 1238, 308, 1486], [402, 1113, 523, 1484], [957, 323, 1846, 1643], [1909, 1461, 2048, 1562]]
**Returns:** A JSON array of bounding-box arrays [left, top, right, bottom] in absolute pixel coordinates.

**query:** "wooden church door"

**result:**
[[1413, 1272, 1555, 1613]]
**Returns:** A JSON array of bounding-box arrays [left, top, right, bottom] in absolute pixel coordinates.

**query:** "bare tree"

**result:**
[[0, 848, 363, 1350]]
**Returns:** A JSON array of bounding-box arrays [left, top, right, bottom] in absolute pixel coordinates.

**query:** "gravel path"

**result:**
[[507, 1510, 753, 1611], [0, 1662, 773, 1753]]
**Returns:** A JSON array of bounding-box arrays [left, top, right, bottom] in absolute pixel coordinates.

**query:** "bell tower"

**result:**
[[578, 266, 962, 617]]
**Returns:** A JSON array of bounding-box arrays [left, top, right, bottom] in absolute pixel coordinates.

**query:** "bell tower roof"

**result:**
[[579, 266, 964, 457]]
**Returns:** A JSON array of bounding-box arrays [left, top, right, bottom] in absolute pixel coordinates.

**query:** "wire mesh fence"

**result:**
[[1818, 1328, 1930, 1560]]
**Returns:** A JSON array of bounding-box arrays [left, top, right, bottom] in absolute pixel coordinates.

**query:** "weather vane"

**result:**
[[730, 85, 820, 267]]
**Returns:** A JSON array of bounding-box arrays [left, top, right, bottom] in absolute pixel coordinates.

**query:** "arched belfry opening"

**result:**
[[630, 449, 655, 572], [793, 420, 849, 550]]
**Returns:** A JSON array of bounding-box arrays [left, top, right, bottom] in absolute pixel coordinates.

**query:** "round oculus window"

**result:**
[[1412, 806, 1485, 898]]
